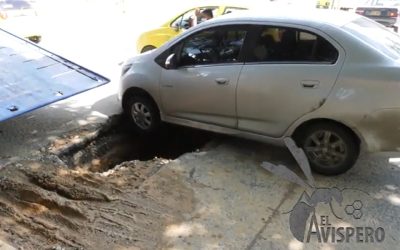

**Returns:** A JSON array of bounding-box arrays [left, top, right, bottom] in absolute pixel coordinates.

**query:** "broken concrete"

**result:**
[[0, 119, 399, 250]]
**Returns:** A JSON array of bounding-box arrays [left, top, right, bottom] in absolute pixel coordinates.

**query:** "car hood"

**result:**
[[124, 49, 155, 65]]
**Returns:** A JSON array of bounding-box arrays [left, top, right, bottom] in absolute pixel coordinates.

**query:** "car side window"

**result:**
[[170, 9, 197, 30], [179, 27, 247, 67], [247, 26, 338, 64], [180, 9, 196, 29], [174, 7, 219, 30], [171, 14, 184, 29]]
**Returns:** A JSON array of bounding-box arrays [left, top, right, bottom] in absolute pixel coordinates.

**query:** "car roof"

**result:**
[[204, 9, 360, 28]]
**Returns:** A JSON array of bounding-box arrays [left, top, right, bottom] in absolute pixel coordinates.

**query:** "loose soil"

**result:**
[[0, 117, 214, 249]]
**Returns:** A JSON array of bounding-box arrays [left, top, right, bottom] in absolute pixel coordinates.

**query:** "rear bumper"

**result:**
[[357, 108, 400, 152]]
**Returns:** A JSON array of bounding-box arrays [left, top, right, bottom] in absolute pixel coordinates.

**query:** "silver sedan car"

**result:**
[[119, 10, 400, 175]]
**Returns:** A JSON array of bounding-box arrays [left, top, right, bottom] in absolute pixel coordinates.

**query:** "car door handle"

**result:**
[[301, 80, 319, 89], [216, 78, 229, 85]]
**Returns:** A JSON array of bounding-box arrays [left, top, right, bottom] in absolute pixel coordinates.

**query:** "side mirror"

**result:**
[[165, 53, 177, 69], [174, 23, 180, 32]]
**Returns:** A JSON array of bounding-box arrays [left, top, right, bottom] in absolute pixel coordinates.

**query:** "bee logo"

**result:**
[[261, 138, 368, 243], [345, 200, 363, 219]]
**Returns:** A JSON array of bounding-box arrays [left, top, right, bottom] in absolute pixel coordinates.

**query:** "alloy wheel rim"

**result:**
[[131, 102, 152, 130], [304, 130, 347, 168]]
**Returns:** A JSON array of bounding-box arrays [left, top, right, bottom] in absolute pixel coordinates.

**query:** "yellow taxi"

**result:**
[[136, 5, 247, 53]]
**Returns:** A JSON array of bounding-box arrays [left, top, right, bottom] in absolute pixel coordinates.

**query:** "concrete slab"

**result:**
[[142, 137, 400, 250]]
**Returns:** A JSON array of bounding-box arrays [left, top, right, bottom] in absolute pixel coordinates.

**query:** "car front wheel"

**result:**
[[126, 95, 160, 134], [295, 123, 360, 175]]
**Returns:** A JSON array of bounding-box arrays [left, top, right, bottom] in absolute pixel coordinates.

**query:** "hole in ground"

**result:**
[[59, 118, 215, 172]]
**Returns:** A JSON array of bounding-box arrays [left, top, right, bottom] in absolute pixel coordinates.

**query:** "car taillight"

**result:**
[[0, 11, 8, 20], [389, 11, 398, 17]]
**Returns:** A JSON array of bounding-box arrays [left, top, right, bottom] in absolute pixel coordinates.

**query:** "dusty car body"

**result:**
[[119, 10, 400, 175]]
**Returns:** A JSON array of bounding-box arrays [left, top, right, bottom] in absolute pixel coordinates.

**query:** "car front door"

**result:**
[[237, 25, 344, 137], [159, 25, 248, 128]]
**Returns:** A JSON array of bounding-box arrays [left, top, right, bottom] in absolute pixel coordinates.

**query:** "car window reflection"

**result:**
[[180, 28, 247, 67], [249, 26, 338, 64]]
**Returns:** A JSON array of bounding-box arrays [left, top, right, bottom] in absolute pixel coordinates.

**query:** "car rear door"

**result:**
[[237, 25, 344, 137], [159, 25, 248, 128]]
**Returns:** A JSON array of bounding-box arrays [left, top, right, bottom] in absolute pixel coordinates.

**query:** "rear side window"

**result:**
[[179, 26, 247, 66], [247, 26, 338, 64]]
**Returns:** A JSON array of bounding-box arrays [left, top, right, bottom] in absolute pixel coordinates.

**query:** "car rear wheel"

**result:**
[[295, 123, 359, 175], [141, 45, 156, 53], [126, 95, 160, 134]]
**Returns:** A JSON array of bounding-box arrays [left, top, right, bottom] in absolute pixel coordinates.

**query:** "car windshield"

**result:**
[[344, 17, 400, 60], [0, 0, 32, 10]]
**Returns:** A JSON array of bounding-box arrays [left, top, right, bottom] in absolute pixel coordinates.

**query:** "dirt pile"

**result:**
[[0, 118, 211, 250], [0, 157, 195, 250]]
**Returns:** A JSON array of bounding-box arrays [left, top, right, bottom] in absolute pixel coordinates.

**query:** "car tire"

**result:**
[[141, 45, 156, 53], [295, 123, 359, 175], [125, 95, 161, 134]]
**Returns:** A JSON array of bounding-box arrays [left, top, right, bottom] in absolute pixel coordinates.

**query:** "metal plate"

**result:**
[[0, 28, 110, 122]]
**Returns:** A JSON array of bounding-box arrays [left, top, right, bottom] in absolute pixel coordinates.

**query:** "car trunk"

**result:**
[[356, 7, 398, 17], [355, 7, 398, 26]]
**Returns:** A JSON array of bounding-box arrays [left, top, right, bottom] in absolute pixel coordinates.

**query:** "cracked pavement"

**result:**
[[156, 138, 400, 250]]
